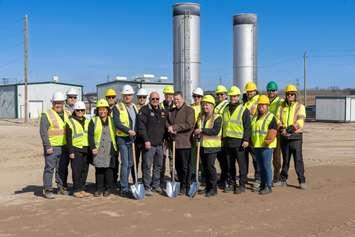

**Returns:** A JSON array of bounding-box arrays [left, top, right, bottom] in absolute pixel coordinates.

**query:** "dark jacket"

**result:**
[[167, 103, 195, 149], [137, 104, 166, 146]]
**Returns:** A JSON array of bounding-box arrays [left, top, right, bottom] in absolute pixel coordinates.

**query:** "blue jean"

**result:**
[[118, 137, 133, 192], [255, 148, 273, 188]]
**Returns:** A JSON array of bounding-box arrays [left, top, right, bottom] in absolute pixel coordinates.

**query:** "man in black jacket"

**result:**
[[137, 91, 166, 196]]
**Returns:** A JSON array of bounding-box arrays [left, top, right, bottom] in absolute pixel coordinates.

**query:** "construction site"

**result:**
[[1, 1, 355, 237]]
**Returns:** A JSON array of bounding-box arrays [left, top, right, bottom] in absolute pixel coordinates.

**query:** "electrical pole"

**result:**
[[303, 51, 307, 107], [24, 15, 29, 123]]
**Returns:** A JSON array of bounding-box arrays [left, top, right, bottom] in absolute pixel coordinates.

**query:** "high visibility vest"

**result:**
[[269, 96, 283, 115], [214, 100, 228, 115], [115, 102, 138, 137], [191, 103, 202, 122], [67, 117, 89, 148], [251, 112, 277, 148], [44, 109, 69, 146], [245, 94, 260, 118], [197, 113, 222, 148], [277, 101, 306, 131], [222, 104, 246, 139], [92, 116, 117, 151]]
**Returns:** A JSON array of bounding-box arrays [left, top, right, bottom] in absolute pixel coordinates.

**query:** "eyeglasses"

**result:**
[[106, 96, 116, 99], [75, 109, 85, 112], [138, 96, 147, 99], [267, 90, 277, 93], [216, 93, 225, 96], [286, 93, 296, 97], [193, 95, 202, 98], [68, 96, 77, 99], [151, 98, 160, 101]]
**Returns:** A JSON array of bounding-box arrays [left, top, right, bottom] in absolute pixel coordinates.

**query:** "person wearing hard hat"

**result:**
[[251, 95, 278, 195], [136, 88, 148, 111], [39, 92, 70, 199], [193, 95, 222, 197], [105, 88, 118, 112], [65, 88, 79, 115], [88, 99, 118, 197], [213, 85, 229, 190], [276, 84, 307, 190], [191, 87, 204, 121], [65, 101, 91, 198], [266, 81, 284, 185], [112, 84, 138, 198], [222, 86, 251, 194], [160, 85, 175, 111], [243, 81, 261, 186]]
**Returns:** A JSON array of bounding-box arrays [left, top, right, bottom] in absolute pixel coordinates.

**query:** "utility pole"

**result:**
[[303, 51, 307, 107], [24, 15, 29, 123]]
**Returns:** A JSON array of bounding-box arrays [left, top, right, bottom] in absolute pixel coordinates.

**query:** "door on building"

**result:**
[[29, 100, 43, 119]]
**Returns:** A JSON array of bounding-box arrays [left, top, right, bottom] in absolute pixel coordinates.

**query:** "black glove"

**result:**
[[286, 125, 296, 134]]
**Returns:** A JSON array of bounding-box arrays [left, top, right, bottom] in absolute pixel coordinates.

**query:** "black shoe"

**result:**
[[103, 190, 111, 197], [120, 190, 132, 198], [223, 184, 233, 193], [205, 190, 217, 198], [234, 186, 246, 194], [259, 187, 272, 195], [94, 191, 103, 197], [152, 187, 162, 194]]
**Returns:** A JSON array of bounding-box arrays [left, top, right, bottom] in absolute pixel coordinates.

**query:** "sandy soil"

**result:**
[[0, 121, 355, 237]]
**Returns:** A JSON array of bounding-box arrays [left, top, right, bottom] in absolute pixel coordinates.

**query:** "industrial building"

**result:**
[[96, 74, 173, 102], [0, 81, 83, 119]]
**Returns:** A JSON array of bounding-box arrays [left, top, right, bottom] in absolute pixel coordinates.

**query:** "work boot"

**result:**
[[223, 183, 233, 193], [94, 190, 103, 197], [259, 186, 272, 195], [300, 183, 307, 190], [152, 187, 162, 194], [103, 190, 111, 197], [145, 188, 153, 197], [73, 191, 84, 198], [43, 190, 55, 199], [57, 186, 69, 195], [120, 190, 132, 198], [205, 189, 217, 198], [234, 185, 246, 194], [273, 181, 282, 187]]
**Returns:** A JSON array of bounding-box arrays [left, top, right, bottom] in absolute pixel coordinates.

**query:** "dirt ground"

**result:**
[[0, 120, 355, 237]]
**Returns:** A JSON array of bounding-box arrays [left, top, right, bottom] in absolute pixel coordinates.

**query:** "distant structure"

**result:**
[[173, 3, 200, 103]]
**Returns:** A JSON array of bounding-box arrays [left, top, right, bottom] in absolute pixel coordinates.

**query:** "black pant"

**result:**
[[113, 154, 119, 185], [280, 137, 306, 183], [226, 146, 248, 187], [201, 150, 217, 192], [70, 151, 89, 192], [58, 148, 69, 188], [95, 167, 113, 191], [175, 148, 192, 190], [217, 148, 229, 184], [245, 147, 260, 181]]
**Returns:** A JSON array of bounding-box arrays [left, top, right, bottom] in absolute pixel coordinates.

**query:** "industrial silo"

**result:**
[[173, 3, 200, 103], [233, 13, 257, 91]]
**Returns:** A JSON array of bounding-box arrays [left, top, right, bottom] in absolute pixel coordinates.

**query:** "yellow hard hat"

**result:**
[[228, 86, 241, 96], [285, 84, 298, 93], [245, 81, 257, 92], [202, 95, 215, 106], [96, 98, 109, 108], [105, 88, 117, 97], [257, 95, 270, 105], [163, 85, 174, 94], [215, 85, 227, 94]]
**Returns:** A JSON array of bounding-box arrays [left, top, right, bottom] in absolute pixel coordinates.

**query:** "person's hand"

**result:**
[[46, 147, 54, 155], [69, 153, 75, 159], [145, 141, 151, 150], [281, 128, 287, 136], [168, 126, 175, 134], [194, 129, 202, 136], [241, 141, 249, 149], [128, 130, 136, 136], [92, 148, 98, 155]]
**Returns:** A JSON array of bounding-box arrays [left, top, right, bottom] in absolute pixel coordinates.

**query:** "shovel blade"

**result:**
[[130, 183, 145, 200], [188, 182, 199, 198], [166, 181, 181, 198]]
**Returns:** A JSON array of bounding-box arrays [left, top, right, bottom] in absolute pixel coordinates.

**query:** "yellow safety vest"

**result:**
[[191, 103, 202, 122], [44, 109, 69, 146], [92, 116, 117, 151], [245, 94, 260, 118], [67, 117, 89, 148], [222, 104, 246, 139], [269, 96, 283, 115], [197, 113, 222, 148], [277, 101, 306, 131], [214, 100, 228, 115], [251, 112, 277, 148], [116, 102, 138, 137]]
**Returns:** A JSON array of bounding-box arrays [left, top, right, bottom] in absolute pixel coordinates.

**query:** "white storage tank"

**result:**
[[316, 96, 355, 122]]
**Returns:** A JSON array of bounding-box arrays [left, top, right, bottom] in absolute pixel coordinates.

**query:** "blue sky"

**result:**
[[0, 0, 354, 93]]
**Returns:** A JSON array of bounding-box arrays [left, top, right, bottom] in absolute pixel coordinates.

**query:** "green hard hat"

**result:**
[[266, 81, 278, 91]]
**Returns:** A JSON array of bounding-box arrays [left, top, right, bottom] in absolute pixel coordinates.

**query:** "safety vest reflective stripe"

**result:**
[[214, 100, 228, 115], [222, 104, 245, 139], [69, 119, 83, 138], [45, 109, 68, 146], [47, 130, 65, 136]]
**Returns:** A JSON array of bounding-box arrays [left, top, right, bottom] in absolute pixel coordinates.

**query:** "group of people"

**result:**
[[40, 80, 307, 199]]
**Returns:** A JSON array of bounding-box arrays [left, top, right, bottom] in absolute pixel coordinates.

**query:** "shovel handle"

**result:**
[[172, 140, 176, 182], [195, 141, 201, 182], [132, 142, 138, 185]]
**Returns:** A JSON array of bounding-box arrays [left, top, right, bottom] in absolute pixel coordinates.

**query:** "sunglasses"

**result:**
[[138, 96, 147, 99], [193, 95, 202, 98], [106, 96, 116, 99], [151, 98, 160, 101], [68, 96, 77, 99], [75, 109, 85, 112], [268, 90, 277, 93], [216, 93, 225, 96], [286, 93, 296, 96]]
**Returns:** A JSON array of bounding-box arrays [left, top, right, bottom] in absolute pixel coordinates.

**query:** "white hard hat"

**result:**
[[66, 88, 78, 96], [51, 92, 66, 102], [73, 101, 86, 110], [192, 87, 204, 96], [137, 88, 148, 96], [122, 84, 135, 95]]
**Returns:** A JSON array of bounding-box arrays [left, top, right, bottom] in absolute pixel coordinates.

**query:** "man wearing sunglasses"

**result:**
[[136, 88, 148, 111], [105, 88, 118, 116], [65, 88, 78, 115], [266, 81, 284, 186], [276, 84, 307, 190]]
